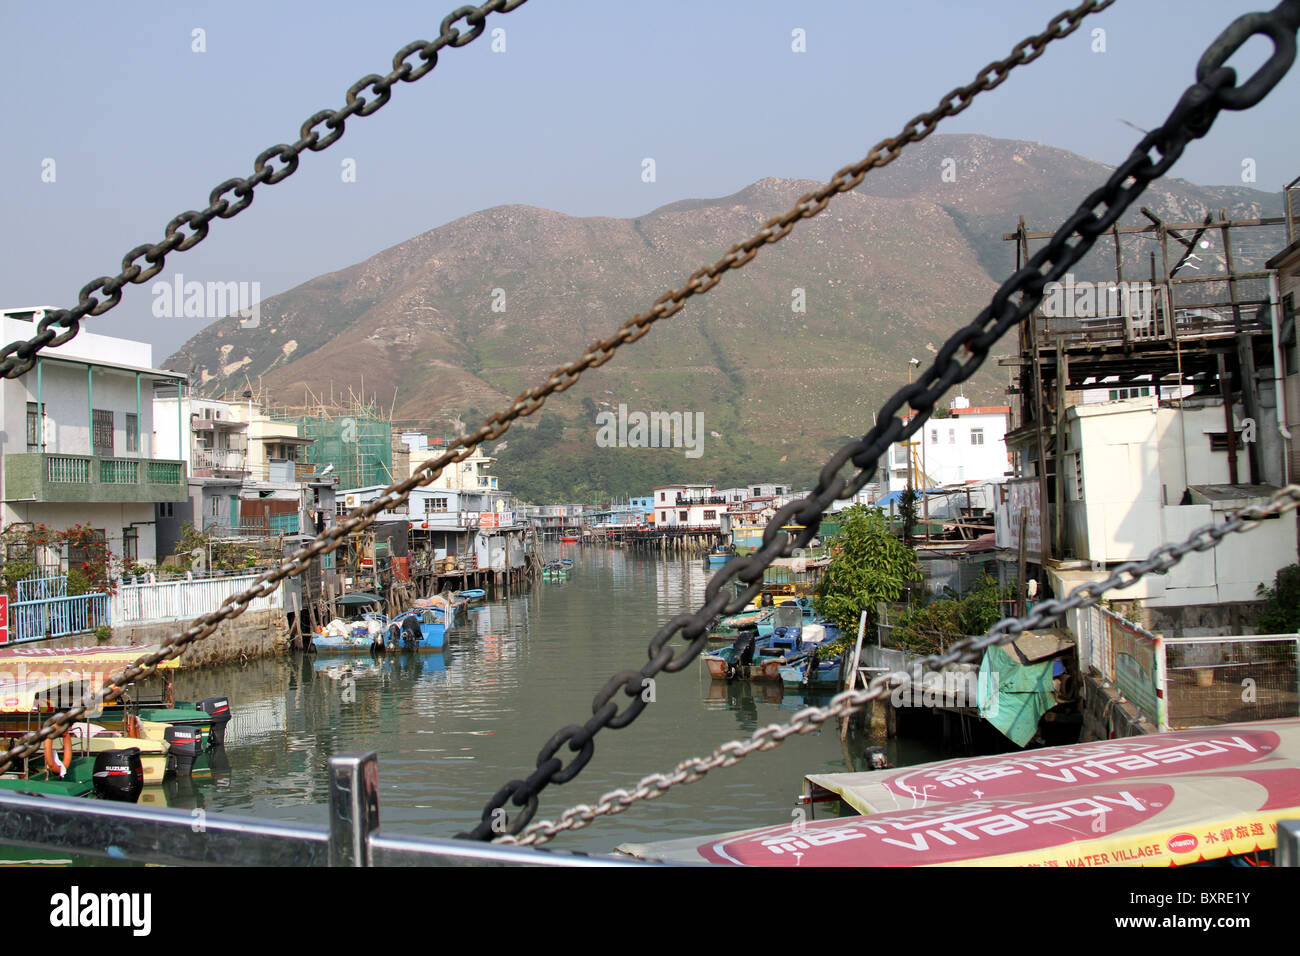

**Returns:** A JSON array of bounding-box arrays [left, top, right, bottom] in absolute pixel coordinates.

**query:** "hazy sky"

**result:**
[[2, 0, 1297, 360]]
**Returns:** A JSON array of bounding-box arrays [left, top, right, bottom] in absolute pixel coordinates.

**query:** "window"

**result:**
[[125, 413, 139, 453], [157, 502, 174, 519], [679, 510, 688, 522], [1108, 386, 1152, 401], [68, 529, 106, 571], [93, 409, 114, 457], [970, 428, 984, 446], [424, 497, 448, 513], [659, 511, 668, 523], [121, 528, 138, 563], [26, 402, 45, 451], [1209, 432, 1243, 452], [703, 510, 717, 520]]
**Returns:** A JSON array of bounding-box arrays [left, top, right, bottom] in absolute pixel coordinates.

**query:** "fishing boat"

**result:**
[[69, 722, 172, 784], [702, 624, 808, 682], [385, 606, 447, 651], [542, 560, 570, 579], [312, 612, 390, 652], [756, 598, 817, 636], [559, 528, 581, 542], [618, 717, 1300, 867], [705, 607, 775, 646], [458, 588, 487, 605], [778, 649, 848, 689], [706, 545, 736, 566]]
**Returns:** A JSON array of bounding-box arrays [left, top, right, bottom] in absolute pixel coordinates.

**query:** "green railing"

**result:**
[[100, 458, 139, 483], [46, 455, 90, 483], [147, 460, 183, 484]]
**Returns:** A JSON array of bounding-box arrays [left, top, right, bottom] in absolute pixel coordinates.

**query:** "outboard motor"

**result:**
[[402, 614, 422, 650], [164, 725, 205, 777], [195, 697, 232, 747], [725, 632, 758, 681], [92, 747, 144, 802]]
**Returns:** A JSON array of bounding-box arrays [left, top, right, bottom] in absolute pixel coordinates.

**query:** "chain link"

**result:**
[[0, 0, 528, 379], [464, 0, 1300, 840], [500, 484, 1300, 847], [0, 0, 1117, 776], [461, 0, 1139, 840]]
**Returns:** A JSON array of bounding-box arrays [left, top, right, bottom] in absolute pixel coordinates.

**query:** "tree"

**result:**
[[813, 504, 922, 636], [899, 485, 918, 542], [1256, 564, 1300, 633]]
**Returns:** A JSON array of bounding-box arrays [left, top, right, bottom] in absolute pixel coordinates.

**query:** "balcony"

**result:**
[[4, 453, 188, 504]]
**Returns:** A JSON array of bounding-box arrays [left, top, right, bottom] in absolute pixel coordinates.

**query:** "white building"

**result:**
[[0, 307, 188, 567], [652, 484, 724, 528], [886, 396, 1011, 491], [1051, 396, 1297, 608]]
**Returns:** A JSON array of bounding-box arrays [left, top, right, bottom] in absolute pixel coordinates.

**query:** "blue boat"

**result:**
[[313, 613, 389, 652], [706, 546, 735, 566], [386, 606, 448, 651], [458, 589, 487, 604]]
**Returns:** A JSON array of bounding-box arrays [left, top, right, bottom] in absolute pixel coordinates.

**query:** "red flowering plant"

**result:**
[[0, 522, 120, 597]]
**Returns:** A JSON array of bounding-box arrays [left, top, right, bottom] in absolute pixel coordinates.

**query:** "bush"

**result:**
[[1256, 564, 1300, 633], [892, 574, 1013, 655]]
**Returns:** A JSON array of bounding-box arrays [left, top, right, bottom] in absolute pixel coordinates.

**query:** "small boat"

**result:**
[[458, 588, 487, 604], [778, 650, 848, 689], [542, 559, 570, 579], [313, 613, 390, 652], [702, 626, 808, 682], [706, 546, 736, 566], [560, 528, 581, 542], [70, 722, 173, 784], [385, 606, 447, 651]]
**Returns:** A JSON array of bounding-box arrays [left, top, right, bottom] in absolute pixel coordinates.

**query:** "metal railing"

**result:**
[[100, 458, 139, 484], [8, 591, 110, 642], [112, 572, 281, 625], [0, 752, 639, 866], [45, 455, 89, 483], [1159, 634, 1300, 729]]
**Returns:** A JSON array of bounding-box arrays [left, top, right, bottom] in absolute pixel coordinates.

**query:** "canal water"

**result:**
[[169, 546, 952, 855]]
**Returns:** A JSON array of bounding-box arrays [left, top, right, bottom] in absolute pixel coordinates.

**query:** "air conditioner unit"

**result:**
[[346, 495, 358, 508]]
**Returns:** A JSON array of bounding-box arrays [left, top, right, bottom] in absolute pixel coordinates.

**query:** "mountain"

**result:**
[[165, 134, 1285, 501]]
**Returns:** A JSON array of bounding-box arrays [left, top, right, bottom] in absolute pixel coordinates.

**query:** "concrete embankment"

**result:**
[[39, 609, 289, 667]]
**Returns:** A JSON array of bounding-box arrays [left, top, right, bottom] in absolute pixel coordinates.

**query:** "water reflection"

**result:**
[[167, 549, 950, 852]]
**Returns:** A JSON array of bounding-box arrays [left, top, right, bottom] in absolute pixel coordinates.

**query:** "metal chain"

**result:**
[[501, 484, 1300, 847], [0, 0, 1114, 774], [0, 0, 529, 380], [462, 0, 1300, 840]]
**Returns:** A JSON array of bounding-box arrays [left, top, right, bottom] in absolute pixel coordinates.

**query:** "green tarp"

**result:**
[[977, 643, 1057, 747]]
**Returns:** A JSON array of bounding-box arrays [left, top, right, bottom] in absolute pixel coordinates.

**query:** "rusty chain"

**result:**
[[0, 0, 1116, 774], [500, 483, 1300, 847], [0, 0, 530, 379], [463, 0, 1300, 840]]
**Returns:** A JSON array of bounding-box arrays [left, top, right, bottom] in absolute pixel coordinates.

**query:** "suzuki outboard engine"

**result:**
[[196, 697, 232, 747], [164, 725, 205, 777], [402, 614, 422, 650], [92, 747, 144, 802], [725, 632, 758, 681]]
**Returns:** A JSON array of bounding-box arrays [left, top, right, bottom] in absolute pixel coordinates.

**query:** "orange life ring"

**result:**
[[43, 732, 73, 779]]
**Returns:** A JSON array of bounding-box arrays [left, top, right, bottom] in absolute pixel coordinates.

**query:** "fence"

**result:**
[[1159, 634, 1300, 729], [1073, 603, 1165, 729], [0, 751, 633, 867], [111, 572, 282, 625], [7, 591, 109, 642]]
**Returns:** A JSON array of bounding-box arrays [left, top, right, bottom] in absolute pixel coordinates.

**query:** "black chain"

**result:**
[[0, 0, 529, 379], [0, 0, 1110, 777], [461, 0, 1300, 841]]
